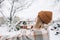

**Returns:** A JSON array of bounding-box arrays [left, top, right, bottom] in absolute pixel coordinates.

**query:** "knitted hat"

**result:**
[[38, 11, 52, 24]]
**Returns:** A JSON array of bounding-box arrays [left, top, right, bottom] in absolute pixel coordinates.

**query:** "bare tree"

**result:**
[[0, 0, 33, 32]]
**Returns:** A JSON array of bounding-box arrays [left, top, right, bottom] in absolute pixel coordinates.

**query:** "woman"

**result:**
[[33, 11, 52, 40]]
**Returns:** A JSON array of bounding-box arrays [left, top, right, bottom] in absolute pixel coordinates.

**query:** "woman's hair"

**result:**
[[34, 16, 44, 29]]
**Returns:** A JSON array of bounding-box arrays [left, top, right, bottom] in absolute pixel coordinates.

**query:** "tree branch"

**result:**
[[13, 0, 33, 16], [10, 0, 14, 24]]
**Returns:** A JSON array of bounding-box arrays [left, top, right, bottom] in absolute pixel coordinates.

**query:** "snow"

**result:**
[[48, 25, 60, 40], [0, 0, 60, 20], [0, 0, 60, 40]]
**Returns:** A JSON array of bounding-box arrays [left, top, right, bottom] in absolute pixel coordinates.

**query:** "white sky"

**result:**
[[0, 0, 60, 20]]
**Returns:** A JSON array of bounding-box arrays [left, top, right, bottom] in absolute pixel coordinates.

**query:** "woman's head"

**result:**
[[38, 11, 52, 24], [34, 11, 52, 29]]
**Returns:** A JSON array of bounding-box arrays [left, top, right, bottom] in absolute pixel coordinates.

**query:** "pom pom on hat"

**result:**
[[38, 11, 52, 24]]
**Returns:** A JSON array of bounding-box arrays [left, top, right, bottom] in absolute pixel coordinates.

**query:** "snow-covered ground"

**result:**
[[0, 24, 60, 40]]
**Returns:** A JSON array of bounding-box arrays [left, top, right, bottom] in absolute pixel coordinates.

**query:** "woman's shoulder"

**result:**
[[32, 28, 48, 34]]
